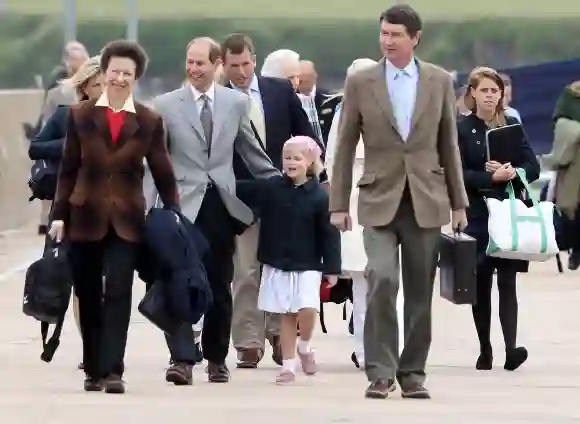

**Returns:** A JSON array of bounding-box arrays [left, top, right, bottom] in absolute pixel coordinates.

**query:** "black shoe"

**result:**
[[194, 342, 203, 364], [166, 362, 193, 385], [83, 377, 104, 392], [207, 362, 230, 383], [504, 347, 528, 371], [568, 252, 580, 271], [476, 348, 493, 370], [104, 374, 126, 394]]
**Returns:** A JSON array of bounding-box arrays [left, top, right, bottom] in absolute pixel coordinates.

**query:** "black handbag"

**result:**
[[319, 276, 353, 334], [28, 159, 58, 201], [23, 241, 73, 362], [439, 231, 477, 305], [138, 280, 182, 335]]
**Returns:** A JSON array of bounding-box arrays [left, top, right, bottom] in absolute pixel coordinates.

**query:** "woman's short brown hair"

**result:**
[[100, 40, 149, 79], [463, 66, 506, 127]]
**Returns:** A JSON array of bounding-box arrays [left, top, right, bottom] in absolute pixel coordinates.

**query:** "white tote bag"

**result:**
[[485, 168, 559, 262]]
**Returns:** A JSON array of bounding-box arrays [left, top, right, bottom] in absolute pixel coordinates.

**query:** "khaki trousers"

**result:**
[[232, 222, 280, 352], [39, 200, 51, 226]]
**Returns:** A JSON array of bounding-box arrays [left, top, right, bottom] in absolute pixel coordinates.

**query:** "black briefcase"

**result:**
[[138, 280, 182, 335], [439, 231, 477, 305]]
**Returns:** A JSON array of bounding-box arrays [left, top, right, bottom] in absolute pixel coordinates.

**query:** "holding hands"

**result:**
[[324, 275, 338, 287]]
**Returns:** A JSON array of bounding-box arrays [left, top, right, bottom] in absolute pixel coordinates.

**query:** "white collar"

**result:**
[[95, 91, 136, 113], [385, 58, 418, 79], [190, 82, 216, 102]]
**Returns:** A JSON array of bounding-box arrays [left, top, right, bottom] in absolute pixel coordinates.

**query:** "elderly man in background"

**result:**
[[260, 50, 324, 142], [221, 34, 323, 369], [298, 60, 332, 144], [260, 49, 301, 90], [41, 41, 90, 124], [36, 40, 89, 235]]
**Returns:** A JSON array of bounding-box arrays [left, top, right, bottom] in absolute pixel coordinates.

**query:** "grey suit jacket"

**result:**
[[147, 85, 280, 225]]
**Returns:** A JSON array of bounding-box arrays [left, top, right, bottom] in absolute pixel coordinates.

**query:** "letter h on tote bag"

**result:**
[[439, 231, 477, 305], [485, 168, 559, 261]]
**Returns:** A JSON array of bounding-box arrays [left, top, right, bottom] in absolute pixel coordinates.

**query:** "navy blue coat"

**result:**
[[137, 208, 212, 325], [228, 76, 327, 182], [28, 105, 69, 162], [458, 114, 541, 272]]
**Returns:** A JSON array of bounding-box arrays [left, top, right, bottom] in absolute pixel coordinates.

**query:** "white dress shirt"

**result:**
[[95, 91, 136, 113], [190, 82, 216, 115], [385, 58, 418, 141]]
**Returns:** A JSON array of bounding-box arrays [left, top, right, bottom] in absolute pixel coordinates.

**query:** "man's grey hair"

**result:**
[[63, 40, 89, 63], [260, 49, 300, 78]]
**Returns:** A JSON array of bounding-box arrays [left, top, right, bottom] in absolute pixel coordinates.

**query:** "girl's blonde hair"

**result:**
[[61, 55, 102, 100], [463, 66, 506, 128], [283, 136, 324, 177]]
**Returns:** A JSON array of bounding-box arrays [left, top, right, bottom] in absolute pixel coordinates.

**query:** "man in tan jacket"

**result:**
[[329, 5, 468, 400]]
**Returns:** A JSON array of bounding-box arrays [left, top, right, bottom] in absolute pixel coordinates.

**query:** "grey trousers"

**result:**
[[363, 197, 440, 387]]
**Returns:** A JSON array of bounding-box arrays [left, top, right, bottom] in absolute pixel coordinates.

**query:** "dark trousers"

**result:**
[[165, 186, 236, 365], [68, 228, 138, 379], [570, 208, 580, 252], [472, 261, 518, 352]]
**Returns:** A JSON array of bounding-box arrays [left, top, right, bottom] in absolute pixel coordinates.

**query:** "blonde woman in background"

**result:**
[[324, 58, 404, 369], [29, 56, 103, 370]]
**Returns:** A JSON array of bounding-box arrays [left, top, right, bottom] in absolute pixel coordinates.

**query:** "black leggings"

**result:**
[[472, 262, 519, 352]]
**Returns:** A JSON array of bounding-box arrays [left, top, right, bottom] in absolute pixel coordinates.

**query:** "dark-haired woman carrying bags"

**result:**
[[457, 67, 540, 372]]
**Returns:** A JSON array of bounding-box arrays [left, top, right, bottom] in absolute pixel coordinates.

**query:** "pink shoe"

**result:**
[[276, 369, 296, 384], [297, 350, 317, 375]]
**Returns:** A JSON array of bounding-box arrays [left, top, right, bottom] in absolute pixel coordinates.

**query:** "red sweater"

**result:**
[[105, 108, 127, 143]]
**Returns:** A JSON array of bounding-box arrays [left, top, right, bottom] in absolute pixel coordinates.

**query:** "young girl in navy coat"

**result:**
[[238, 136, 342, 384]]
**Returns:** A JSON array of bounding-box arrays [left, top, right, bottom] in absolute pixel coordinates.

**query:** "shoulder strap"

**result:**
[[319, 301, 328, 333], [40, 315, 65, 363]]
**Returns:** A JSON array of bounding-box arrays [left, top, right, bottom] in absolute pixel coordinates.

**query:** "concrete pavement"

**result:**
[[0, 227, 579, 423]]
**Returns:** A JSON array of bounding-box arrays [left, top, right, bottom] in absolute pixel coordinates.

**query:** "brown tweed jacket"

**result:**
[[52, 99, 179, 242], [329, 58, 468, 228]]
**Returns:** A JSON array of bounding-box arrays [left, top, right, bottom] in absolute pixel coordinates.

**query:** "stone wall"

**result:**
[[0, 90, 43, 231]]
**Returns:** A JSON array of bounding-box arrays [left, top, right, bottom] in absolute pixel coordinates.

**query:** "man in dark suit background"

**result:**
[[221, 33, 324, 368], [298, 60, 333, 144]]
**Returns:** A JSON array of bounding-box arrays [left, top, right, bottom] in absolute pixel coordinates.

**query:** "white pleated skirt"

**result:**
[[258, 265, 322, 314]]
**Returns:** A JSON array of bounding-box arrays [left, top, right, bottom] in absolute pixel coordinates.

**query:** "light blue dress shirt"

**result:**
[[230, 74, 264, 115], [385, 58, 419, 141]]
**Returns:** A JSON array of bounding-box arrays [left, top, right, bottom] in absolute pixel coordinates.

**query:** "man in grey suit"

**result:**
[[151, 37, 280, 385]]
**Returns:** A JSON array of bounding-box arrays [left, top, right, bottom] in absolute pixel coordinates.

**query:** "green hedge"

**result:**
[[1, 15, 580, 88]]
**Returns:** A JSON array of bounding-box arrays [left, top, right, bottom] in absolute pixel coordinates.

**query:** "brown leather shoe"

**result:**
[[401, 382, 431, 399], [83, 377, 104, 392], [104, 374, 126, 394], [365, 379, 396, 399], [207, 362, 230, 383], [268, 335, 283, 366], [236, 348, 263, 369], [165, 362, 193, 386]]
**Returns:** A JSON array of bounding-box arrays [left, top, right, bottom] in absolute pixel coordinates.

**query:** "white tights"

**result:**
[[351, 273, 405, 367]]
